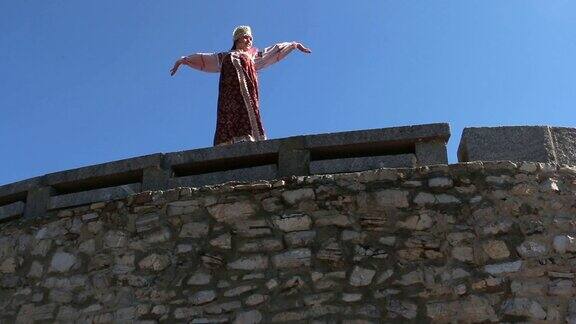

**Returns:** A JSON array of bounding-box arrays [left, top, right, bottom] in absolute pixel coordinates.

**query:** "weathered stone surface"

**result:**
[[311, 155, 415, 175], [210, 233, 232, 250], [245, 293, 268, 306], [0, 257, 19, 273], [207, 201, 256, 223], [427, 295, 497, 322], [272, 249, 311, 268], [103, 230, 128, 249], [138, 253, 171, 271], [341, 292, 362, 302], [282, 188, 315, 205], [553, 234, 576, 253], [285, 230, 316, 247], [396, 270, 424, 286], [374, 189, 409, 208], [79, 239, 96, 255], [501, 297, 546, 320], [238, 239, 284, 252], [272, 213, 312, 232], [484, 260, 522, 275], [479, 218, 514, 236], [482, 240, 510, 260], [180, 222, 209, 238], [187, 271, 212, 285], [317, 239, 343, 262], [190, 290, 217, 305], [349, 266, 376, 287], [458, 126, 556, 163], [428, 177, 453, 188], [342, 230, 367, 243], [397, 213, 434, 230], [548, 279, 576, 297], [145, 227, 172, 243], [517, 239, 548, 258], [414, 192, 460, 205], [28, 261, 44, 278], [167, 200, 200, 216], [387, 299, 418, 319], [510, 279, 548, 296], [135, 212, 160, 233], [50, 252, 77, 273], [233, 310, 262, 324], [452, 246, 474, 262], [35, 220, 68, 240], [174, 306, 202, 319], [223, 285, 257, 297], [228, 255, 269, 270], [17, 303, 58, 322], [235, 219, 272, 237], [313, 212, 351, 227], [413, 192, 435, 205]]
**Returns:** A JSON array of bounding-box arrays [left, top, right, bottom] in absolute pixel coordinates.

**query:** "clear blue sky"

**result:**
[[1, 1, 575, 186]]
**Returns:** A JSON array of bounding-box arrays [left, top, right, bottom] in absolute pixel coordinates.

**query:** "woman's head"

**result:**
[[231, 25, 253, 51]]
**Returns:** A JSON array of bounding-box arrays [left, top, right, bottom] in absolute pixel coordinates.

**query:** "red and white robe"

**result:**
[[182, 42, 299, 146]]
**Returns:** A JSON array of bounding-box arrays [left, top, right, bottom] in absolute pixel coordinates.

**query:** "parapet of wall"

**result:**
[[1, 161, 576, 323], [0, 123, 450, 221]]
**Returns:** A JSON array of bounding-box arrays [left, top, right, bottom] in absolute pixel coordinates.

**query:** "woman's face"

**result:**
[[235, 35, 253, 51]]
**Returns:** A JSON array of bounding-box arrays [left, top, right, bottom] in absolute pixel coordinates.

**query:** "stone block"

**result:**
[[310, 154, 416, 175], [551, 127, 576, 165], [169, 164, 277, 188], [165, 139, 280, 166], [304, 123, 450, 148], [349, 266, 376, 286], [45, 154, 161, 187], [416, 140, 448, 165], [278, 136, 309, 177], [0, 201, 25, 220], [502, 298, 546, 320], [272, 249, 311, 268], [142, 165, 170, 191], [48, 183, 141, 210], [227, 255, 269, 270], [24, 186, 55, 219], [457, 126, 576, 164]]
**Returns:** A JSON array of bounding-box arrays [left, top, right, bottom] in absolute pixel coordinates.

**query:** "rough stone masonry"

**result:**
[[1, 161, 576, 323]]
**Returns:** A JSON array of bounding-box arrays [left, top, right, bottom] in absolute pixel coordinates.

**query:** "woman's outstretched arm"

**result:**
[[254, 42, 311, 70], [170, 53, 223, 76]]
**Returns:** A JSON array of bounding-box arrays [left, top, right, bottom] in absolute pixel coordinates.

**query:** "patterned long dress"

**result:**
[[182, 42, 299, 146]]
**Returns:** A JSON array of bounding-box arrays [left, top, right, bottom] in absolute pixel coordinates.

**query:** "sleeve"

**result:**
[[181, 52, 223, 73], [254, 42, 298, 70]]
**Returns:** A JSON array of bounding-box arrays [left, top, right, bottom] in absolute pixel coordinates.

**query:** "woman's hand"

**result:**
[[170, 57, 185, 76], [295, 43, 312, 53]]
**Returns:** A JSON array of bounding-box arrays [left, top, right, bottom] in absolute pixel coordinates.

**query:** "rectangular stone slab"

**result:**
[[0, 201, 25, 220], [45, 154, 162, 188], [169, 165, 278, 188], [165, 139, 281, 165], [304, 123, 450, 148], [48, 183, 141, 210], [310, 154, 417, 174], [458, 126, 556, 163]]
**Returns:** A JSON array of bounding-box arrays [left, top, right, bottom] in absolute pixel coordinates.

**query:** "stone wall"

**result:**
[[1, 161, 576, 323]]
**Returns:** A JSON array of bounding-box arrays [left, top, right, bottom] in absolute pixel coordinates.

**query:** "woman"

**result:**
[[170, 26, 311, 146]]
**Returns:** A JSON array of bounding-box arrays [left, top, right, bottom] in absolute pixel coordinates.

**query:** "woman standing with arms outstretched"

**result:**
[[171, 26, 311, 146]]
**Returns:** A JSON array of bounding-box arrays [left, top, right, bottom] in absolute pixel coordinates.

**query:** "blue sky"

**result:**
[[1, 1, 575, 186]]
